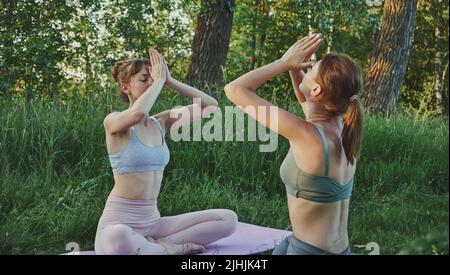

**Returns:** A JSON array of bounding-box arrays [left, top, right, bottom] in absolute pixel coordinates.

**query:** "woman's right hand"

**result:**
[[280, 33, 322, 71], [148, 49, 167, 82]]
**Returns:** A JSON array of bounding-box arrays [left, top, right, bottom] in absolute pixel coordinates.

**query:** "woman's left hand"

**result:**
[[280, 33, 322, 70]]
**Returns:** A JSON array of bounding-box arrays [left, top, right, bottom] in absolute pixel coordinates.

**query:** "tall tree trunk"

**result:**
[[256, 29, 267, 68], [307, 7, 313, 35], [82, 26, 92, 97], [250, 0, 258, 70], [185, 0, 235, 97], [1, 0, 17, 97], [434, 25, 444, 114], [442, 59, 449, 115], [250, 0, 268, 69], [362, 0, 418, 115], [326, 15, 334, 54], [256, 1, 268, 68], [433, 0, 446, 115]]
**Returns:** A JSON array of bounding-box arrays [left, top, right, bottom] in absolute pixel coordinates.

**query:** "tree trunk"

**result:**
[[433, 0, 447, 115], [82, 26, 92, 96], [434, 25, 444, 114], [326, 16, 334, 54], [442, 59, 449, 115], [362, 0, 418, 115], [257, 29, 267, 68], [185, 0, 235, 97], [256, 1, 268, 68], [0, 0, 17, 97], [250, 0, 258, 70], [307, 8, 313, 35]]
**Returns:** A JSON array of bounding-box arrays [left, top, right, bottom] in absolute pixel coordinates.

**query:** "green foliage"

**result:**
[[0, 0, 194, 99], [404, 0, 449, 115], [0, 0, 448, 116], [0, 0, 77, 99]]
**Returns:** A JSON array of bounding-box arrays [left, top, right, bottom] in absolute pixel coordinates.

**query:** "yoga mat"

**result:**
[[61, 222, 291, 255]]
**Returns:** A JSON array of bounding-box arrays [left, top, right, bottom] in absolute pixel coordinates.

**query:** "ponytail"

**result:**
[[315, 53, 364, 165], [342, 98, 363, 165]]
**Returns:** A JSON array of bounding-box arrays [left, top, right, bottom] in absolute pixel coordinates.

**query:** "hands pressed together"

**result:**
[[280, 33, 323, 71], [148, 48, 173, 85]]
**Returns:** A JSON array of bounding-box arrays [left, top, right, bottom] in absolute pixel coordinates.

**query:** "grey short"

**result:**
[[272, 234, 351, 255]]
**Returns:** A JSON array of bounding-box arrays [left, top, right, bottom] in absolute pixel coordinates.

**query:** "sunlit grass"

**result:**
[[0, 89, 448, 254]]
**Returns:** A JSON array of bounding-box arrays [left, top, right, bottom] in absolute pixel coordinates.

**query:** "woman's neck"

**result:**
[[306, 103, 341, 126], [306, 103, 329, 121]]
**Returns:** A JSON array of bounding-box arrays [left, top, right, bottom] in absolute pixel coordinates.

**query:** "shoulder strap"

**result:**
[[150, 116, 165, 144], [313, 124, 329, 177]]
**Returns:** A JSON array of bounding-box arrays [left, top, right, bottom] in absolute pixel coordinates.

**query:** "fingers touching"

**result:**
[[148, 49, 164, 66], [300, 33, 322, 51]]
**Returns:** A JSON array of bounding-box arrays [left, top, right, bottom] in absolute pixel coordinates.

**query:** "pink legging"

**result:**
[[94, 194, 238, 255]]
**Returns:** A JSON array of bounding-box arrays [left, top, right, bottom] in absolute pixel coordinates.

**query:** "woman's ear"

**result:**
[[311, 84, 322, 97], [120, 83, 129, 94]]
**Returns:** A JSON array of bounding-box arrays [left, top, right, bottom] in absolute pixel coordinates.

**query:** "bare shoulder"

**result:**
[[103, 111, 129, 136], [289, 119, 321, 145], [103, 112, 120, 122], [103, 112, 119, 129]]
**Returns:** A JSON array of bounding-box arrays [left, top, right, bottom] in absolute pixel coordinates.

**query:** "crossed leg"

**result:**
[[148, 209, 238, 246], [95, 223, 208, 255], [95, 224, 166, 255], [95, 209, 238, 255]]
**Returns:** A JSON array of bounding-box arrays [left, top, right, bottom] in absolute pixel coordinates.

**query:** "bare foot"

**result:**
[[155, 239, 205, 255], [145, 235, 155, 242]]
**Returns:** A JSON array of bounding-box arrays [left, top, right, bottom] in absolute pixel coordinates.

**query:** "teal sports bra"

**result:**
[[279, 124, 354, 203]]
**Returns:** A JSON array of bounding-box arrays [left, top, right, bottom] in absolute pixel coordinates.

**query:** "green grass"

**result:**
[[0, 89, 448, 255]]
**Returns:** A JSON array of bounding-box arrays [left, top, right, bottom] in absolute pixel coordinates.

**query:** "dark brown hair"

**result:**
[[112, 59, 151, 103], [316, 53, 364, 165]]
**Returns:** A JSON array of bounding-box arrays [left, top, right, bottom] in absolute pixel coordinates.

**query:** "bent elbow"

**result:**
[[224, 83, 237, 101]]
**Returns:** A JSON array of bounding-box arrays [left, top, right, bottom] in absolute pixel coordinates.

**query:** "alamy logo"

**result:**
[[168, 98, 279, 152]]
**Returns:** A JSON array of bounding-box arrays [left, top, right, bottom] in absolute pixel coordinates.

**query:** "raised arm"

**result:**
[[104, 49, 166, 135], [224, 34, 322, 141], [289, 45, 319, 118], [153, 56, 219, 132], [166, 79, 218, 108], [289, 69, 309, 116]]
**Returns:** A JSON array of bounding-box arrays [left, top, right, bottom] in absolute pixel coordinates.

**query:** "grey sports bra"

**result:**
[[108, 117, 170, 174]]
